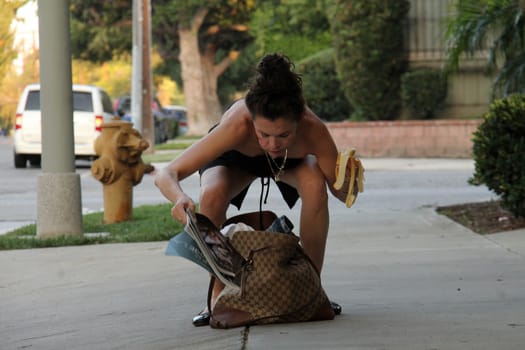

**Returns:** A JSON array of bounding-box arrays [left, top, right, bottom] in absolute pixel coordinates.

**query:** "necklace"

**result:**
[[265, 149, 288, 181]]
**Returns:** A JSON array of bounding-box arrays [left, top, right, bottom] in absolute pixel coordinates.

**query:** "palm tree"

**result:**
[[445, 0, 525, 98]]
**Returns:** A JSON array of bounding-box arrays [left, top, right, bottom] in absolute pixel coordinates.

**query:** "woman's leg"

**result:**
[[281, 156, 329, 273], [199, 166, 256, 303], [199, 166, 255, 227]]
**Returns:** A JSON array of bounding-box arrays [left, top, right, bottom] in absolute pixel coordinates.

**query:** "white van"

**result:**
[[13, 84, 115, 168]]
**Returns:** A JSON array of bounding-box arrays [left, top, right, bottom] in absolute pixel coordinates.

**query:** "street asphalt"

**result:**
[[1, 158, 524, 350]]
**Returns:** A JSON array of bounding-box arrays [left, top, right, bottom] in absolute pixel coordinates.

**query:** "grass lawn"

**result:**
[[0, 137, 201, 250], [142, 135, 201, 163], [142, 150, 182, 163], [0, 203, 183, 250]]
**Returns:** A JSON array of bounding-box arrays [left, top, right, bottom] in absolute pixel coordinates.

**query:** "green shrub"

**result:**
[[298, 49, 352, 121], [470, 94, 525, 218], [331, 0, 410, 121], [401, 69, 448, 119]]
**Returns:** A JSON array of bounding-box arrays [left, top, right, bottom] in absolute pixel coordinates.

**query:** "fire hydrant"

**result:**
[[91, 119, 154, 223]]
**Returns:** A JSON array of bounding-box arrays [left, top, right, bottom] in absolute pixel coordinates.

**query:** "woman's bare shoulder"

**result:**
[[217, 100, 253, 137], [298, 107, 337, 152], [301, 107, 330, 136], [221, 100, 250, 122]]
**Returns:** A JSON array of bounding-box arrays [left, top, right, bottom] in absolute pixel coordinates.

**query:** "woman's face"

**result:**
[[253, 115, 298, 158]]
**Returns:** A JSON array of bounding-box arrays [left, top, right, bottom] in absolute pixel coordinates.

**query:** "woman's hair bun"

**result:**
[[257, 54, 291, 77], [245, 53, 305, 121], [254, 53, 301, 94]]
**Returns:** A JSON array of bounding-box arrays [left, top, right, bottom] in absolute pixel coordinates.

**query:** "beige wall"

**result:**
[[327, 119, 481, 158]]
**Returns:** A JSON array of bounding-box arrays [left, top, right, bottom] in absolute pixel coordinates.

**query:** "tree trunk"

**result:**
[[178, 9, 239, 136], [178, 9, 218, 135]]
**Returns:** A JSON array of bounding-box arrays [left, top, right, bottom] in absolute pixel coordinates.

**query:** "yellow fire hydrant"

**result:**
[[91, 119, 154, 224]]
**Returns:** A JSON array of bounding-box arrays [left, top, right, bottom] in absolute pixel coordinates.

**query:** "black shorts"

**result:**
[[200, 150, 303, 209]]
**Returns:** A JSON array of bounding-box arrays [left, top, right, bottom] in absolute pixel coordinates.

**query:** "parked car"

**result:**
[[13, 83, 114, 168], [164, 105, 188, 136], [113, 95, 176, 144]]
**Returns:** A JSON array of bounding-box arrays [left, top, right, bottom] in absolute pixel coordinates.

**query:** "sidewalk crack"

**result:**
[[240, 326, 250, 350], [483, 235, 525, 258]]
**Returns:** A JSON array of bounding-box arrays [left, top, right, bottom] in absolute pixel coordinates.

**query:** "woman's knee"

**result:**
[[297, 165, 328, 204], [199, 184, 229, 213], [303, 177, 328, 204], [198, 183, 231, 227]]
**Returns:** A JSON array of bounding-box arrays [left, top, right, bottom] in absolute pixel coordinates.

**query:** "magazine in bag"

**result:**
[[166, 209, 245, 289]]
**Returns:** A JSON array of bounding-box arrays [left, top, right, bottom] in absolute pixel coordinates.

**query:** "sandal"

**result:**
[[330, 301, 342, 315], [192, 308, 210, 327]]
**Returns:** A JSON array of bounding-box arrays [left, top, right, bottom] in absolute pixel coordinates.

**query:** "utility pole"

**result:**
[[131, 0, 142, 133], [131, 0, 154, 152], [141, 0, 153, 153], [36, 0, 82, 238]]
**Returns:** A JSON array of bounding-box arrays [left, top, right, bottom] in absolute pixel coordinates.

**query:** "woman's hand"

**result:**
[[170, 194, 196, 225], [332, 149, 364, 208]]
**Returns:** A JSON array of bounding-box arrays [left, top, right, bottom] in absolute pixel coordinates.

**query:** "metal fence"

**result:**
[[403, 0, 491, 116], [405, 0, 455, 61]]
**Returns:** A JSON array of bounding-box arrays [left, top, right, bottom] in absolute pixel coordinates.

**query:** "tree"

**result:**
[[329, 0, 410, 121], [71, 54, 133, 98], [70, 0, 132, 63], [0, 48, 39, 132], [0, 0, 26, 78], [217, 0, 334, 109], [249, 0, 332, 63], [469, 94, 525, 218], [445, 0, 525, 98], [298, 48, 352, 121], [152, 1, 254, 134], [70, 1, 255, 135], [0, 0, 29, 132]]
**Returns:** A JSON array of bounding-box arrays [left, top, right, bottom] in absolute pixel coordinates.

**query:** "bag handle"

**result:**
[[222, 210, 277, 230], [206, 275, 217, 316]]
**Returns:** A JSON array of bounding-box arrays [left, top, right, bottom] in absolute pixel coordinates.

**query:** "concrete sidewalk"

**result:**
[[1, 159, 525, 349]]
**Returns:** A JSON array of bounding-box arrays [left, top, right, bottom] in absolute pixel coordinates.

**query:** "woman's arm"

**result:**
[[155, 160, 195, 224], [304, 110, 349, 203], [155, 103, 252, 222]]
